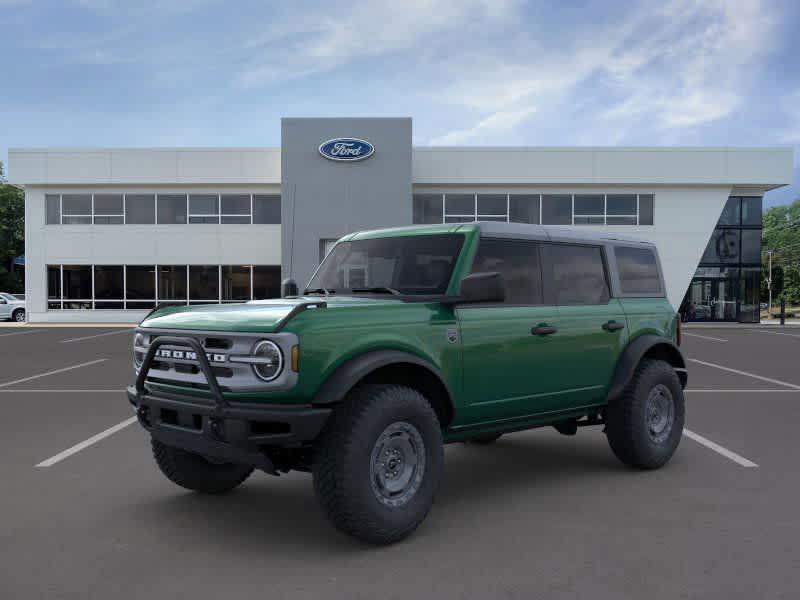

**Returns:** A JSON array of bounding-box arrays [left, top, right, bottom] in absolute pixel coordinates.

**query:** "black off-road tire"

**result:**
[[605, 359, 685, 469], [313, 384, 444, 545], [12, 308, 25, 322], [466, 433, 502, 444], [151, 438, 254, 493]]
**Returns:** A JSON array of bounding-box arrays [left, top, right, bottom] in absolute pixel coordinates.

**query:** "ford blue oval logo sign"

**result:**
[[318, 138, 375, 162]]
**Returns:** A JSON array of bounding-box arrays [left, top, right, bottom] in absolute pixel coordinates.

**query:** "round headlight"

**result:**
[[133, 333, 145, 368], [251, 340, 283, 382]]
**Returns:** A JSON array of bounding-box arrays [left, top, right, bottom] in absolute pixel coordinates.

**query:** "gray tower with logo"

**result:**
[[280, 117, 413, 288]]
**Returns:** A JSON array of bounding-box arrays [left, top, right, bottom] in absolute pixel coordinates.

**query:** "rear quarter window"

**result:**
[[615, 246, 663, 295], [541, 243, 610, 305]]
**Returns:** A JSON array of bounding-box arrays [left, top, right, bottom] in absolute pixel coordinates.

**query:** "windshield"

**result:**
[[307, 234, 465, 296], [0, 293, 16, 301]]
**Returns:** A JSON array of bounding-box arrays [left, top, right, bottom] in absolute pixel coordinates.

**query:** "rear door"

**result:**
[[456, 238, 565, 424], [539, 243, 628, 409]]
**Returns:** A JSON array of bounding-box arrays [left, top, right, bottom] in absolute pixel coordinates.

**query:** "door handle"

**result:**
[[531, 325, 558, 336], [602, 320, 625, 331]]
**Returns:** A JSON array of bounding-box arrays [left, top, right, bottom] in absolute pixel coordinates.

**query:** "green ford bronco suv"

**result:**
[[128, 222, 687, 544]]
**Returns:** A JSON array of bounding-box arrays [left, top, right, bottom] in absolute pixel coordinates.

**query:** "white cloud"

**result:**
[[429, 107, 536, 145], [237, 0, 518, 88], [428, 0, 779, 144]]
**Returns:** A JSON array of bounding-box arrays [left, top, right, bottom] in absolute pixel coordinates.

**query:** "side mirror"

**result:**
[[281, 278, 299, 298], [457, 272, 505, 304]]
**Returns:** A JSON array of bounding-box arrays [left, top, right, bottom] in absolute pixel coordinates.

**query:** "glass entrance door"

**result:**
[[686, 277, 738, 321]]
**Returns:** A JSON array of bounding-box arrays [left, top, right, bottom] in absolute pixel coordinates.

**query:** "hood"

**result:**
[[140, 295, 401, 333]]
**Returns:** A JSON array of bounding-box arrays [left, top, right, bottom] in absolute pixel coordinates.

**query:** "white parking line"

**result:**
[[747, 329, 800, 339], [683, 428, 758, 468], [60, 329, 133, 343], [688, 358, 800, 390], [682, 332, 728, 342], [35, 416, 138, 468], [0, 329, 44, 338], [0, 359, 107, 389]]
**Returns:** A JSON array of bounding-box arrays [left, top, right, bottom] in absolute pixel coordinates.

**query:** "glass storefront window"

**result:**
[[638, 194, 654, 225], [253, 194, 281, 224], [126, 266, 155, 299], [741, 197, 762, 226], [444, 194, 474, 217], [717, 197, 741, 225], [477, 194, 507, 217], [157, 194, 188, 224], [413, 194, 443, 224], [573, 195, 604, 225], [253, 266, 280, 299], [509, 194, 540, 224], [222, 266, 251, 301], [47, 264, 278, 309], [702, 229, 740, 263], [740, 229, 761, 264], [93, 266, 123, 300], [541, 195, 571, 224], [739, 267, 761, 323], [158, 266, 187, 301], [125, 194, 156, 224], [685, 267, 739, 321], [189, 265, 219, 300]]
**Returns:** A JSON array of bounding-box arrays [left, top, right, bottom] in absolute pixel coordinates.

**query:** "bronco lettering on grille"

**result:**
[[154, 348, 227, 363]]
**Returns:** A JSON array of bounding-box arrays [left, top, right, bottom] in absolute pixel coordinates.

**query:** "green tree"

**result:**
[[762, 197, 800, 306], [0, 161, 25, 293]]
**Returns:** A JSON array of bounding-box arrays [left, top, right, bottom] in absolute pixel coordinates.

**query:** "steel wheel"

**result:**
[[369, 421, 426, 508], [13, 310, 25, 322], [646, 383, 675, 444]]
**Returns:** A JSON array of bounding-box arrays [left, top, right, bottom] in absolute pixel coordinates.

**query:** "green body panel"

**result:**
[[618, 297, 678, 342], [137, 223, 678, 438]]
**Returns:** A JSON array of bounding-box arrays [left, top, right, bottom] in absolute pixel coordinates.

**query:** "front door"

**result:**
[[456, 238, 567, 427]]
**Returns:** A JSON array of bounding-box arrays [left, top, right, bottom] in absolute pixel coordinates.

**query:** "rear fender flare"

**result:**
[[607, 335, 687, 402]]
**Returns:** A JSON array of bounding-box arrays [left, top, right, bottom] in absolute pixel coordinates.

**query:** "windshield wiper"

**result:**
[[351, 286, 401, 295], [304, 287, 334, 296]]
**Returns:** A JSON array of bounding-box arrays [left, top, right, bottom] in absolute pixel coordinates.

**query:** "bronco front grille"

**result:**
[[135, 328, 299, 393]]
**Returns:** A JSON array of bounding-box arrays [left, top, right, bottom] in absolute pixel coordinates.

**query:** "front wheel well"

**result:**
[[357, 363, 454, 428]]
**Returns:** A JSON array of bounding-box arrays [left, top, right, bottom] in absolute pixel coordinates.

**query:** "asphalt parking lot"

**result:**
[[2, 325, 799, 599]]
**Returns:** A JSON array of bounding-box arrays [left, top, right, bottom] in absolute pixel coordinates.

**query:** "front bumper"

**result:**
[[129, 334, 330, 473]]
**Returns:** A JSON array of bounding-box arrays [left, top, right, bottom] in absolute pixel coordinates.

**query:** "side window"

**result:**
[[541, 243, 609, 305], [615, 246, 663, 295], [470, 238, 542, 304]]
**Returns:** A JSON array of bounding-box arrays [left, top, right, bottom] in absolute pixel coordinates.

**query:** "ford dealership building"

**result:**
[[8, 117, 794, 323]]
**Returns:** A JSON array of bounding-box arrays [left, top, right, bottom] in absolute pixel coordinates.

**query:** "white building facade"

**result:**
[[8, 118, 793, 323]]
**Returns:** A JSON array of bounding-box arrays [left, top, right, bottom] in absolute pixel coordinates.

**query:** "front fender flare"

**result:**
[[607, 335, 687, 402], [312, 349, 456, 420]]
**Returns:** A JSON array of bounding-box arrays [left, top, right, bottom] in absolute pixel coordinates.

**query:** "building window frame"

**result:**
[[44, 192, 280, 225], [414, 192, 654, 226]]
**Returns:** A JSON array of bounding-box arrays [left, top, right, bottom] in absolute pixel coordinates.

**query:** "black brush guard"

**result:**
[[127, 335, 331, 473]]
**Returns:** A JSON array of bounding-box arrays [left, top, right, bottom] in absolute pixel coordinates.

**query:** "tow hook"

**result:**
[[209, 417, 225, 441], [136, 406, 151, 427]]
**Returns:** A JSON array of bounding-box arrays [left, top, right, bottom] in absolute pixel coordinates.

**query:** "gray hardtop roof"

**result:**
[[475, 221, 655, 247]]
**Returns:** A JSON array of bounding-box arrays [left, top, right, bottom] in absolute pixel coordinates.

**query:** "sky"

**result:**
[[1, 0, 798, 207]]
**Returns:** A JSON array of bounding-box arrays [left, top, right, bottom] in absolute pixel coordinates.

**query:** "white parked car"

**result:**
[[0, 293, 26, 322]]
